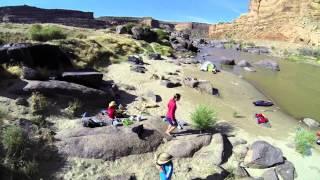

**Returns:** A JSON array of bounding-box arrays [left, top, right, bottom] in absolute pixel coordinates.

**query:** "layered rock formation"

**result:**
[[209, 0, 320, 45], [175, 22, 210, 38], [0, 5, 106, 28]]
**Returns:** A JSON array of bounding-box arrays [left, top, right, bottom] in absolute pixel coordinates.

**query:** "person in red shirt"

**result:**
[[107, 101, 117, 119], [165, 93, 181, 136]]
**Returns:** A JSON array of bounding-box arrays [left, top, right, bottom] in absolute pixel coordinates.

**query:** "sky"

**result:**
[[0, 0, 249, 23]]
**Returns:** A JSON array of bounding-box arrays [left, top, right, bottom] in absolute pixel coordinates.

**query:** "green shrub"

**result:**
[[298, 47, 320, 57], [151, 43, 173, 57], [31, 92, 48, 115], [123, 23, 136, 34], [65, 99, 82, 118], [294, 128, 316, 156], [30, 115, 46, 127], [191, 105, 217, 132], [2, 126, 27, 157], [29, 24, 66, 42], [154, 29, 170, 42]]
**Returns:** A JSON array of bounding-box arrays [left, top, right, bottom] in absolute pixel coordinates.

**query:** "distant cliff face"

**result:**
[[0, 5, 106, 28], [175, 22, 210, 38], [209, 0, 320, 45]]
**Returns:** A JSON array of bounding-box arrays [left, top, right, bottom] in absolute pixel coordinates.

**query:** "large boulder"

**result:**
[[237, 60, 252, 67], [262, 168, 279, 180], [128, 55, 144, 65], [169, 31, 198, 52], [166, 134, 212, 158], [215, 57, 235, 65], [302, 118, 320, 129], [195, 133, 225, 165], [244, 141, 284, 169], [275, 160, 297, 180], [116, 25, 128, 34], [61, 71, 103, 88], [148, 53, 161, 60], [22, 80, 111, 100], [197, 81, 218, 95], [131, 26, 157, 43], [255, 60, 280, 71], [0, 43, 72, 70], [21, 66, 45, 80], [55, 123, 164, 160], [130, 65, 147, 73]]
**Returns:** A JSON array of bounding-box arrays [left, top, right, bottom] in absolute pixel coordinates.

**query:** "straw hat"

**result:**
[[156, 153, 173, 165], [108, 101, 116, 108]]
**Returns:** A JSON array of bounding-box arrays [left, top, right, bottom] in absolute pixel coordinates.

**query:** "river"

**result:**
[[198, 47, 320, 121]]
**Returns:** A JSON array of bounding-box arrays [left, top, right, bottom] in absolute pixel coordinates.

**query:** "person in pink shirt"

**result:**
[[165, 93, 181, 136]]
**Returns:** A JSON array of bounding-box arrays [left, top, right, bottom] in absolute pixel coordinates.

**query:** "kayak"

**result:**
[[253, 100, 274, 107]]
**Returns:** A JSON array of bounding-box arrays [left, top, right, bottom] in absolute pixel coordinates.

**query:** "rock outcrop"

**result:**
[[0, 5, 106, 28], [209, 0, 320, 45]]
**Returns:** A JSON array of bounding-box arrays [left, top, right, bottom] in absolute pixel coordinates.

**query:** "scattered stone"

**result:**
[[195, 133, 224, 165], [234, 165, 250, 178], [244, 141, 284, 169], [160, 80, 179, 88], [61, 71, 103, 88], [166, 134, 212, 158], [262, 168, 279, 180], [149, 53, 161, 60], [229, 137, 248, 147], [275, 160, 297, 180], [219, 57, 236, 65], [150, 74, 160, 80], [237, 60, 252, 67], [128, 55, 144, 65], [255, 60, 280, 71], [146, 91, 161, 103], [233, 144, 249, 160], [15, 97, 28, 106], [130, 65, 146, 73], [302, 118, 320, 129]]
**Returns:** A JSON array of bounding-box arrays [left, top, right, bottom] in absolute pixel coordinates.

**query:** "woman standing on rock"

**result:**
[[165, 93, 181, 136], [156, 153, 174, 180]]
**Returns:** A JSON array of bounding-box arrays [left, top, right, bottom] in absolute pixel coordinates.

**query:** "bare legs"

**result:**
[[165, 125, 176, 136]]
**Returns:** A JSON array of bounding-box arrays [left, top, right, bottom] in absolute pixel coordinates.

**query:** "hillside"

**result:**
[[209, 0, 320, 46]]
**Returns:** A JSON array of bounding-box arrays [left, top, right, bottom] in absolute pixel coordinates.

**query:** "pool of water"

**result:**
[[198, 48, 320, 121]]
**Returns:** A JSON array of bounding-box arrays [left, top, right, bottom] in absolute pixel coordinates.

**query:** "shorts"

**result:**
[[166, 117, 177, 127]]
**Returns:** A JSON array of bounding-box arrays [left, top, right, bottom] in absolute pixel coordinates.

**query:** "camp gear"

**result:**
[[253, 100, 274, 107], [255, 113, 269, 124], [156, 153, 173, 165], [200, 61, 216, 72], [159, 161, 174, 180], [123, 119, 134, 127]]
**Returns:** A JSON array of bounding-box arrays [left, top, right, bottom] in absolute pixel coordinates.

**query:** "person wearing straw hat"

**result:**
[[156, 153, 174, 180]]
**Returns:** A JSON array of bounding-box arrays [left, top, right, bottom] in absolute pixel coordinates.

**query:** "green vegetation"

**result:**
[[285, 47, 320, 63], [154, 29, 170, 42], [151, 43, 173, 57], [29, 24, 66, 42], [2, 126, 27, 158], [294, 128, 316, 156], [30, 115, 46, 127], [31, 92, 48, 115], [191, 105, 217, 132], [123, 23, 135, 34], [65, 99, 82, 118]]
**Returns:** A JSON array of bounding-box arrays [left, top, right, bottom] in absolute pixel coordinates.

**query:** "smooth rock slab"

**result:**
[[61, 71, 103, 88], [166, 134, 212, 158], [244, 141, 284, 169], [195, 133, 224, 165], [275, 160, 297, 180], [262, 168, 279, 180], [255, 60, 280, 71], [55, 124, 163, 160]]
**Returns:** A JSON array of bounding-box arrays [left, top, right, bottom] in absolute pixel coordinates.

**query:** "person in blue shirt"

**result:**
[[156, 153, 174, 180]]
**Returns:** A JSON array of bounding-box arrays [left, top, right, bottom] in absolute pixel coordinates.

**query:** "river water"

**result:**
[[198, 48, 320, 121]]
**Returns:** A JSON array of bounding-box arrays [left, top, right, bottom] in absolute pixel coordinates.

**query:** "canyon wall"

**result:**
[[175, 22, 210, 38], [209, 0, 320, 45], [0, 5, 106, 28]]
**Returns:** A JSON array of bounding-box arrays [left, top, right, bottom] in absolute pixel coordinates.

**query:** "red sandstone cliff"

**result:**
[[209, 0, 320, 45]]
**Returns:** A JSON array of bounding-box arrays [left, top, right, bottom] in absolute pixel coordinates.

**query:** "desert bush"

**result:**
[[151, 43, 173, 57], [29, 24, 66, 42], [154, 29, 170, 42], [191, 105, 217, 132], [2, 126, 28, 158], [6, 65, 22, 78], [30, 115, 46, 127], [294, 128, 316, 156], [65, 99, 82, 118], [31, 92, 48, 115], [123, 23, 136, 34]]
